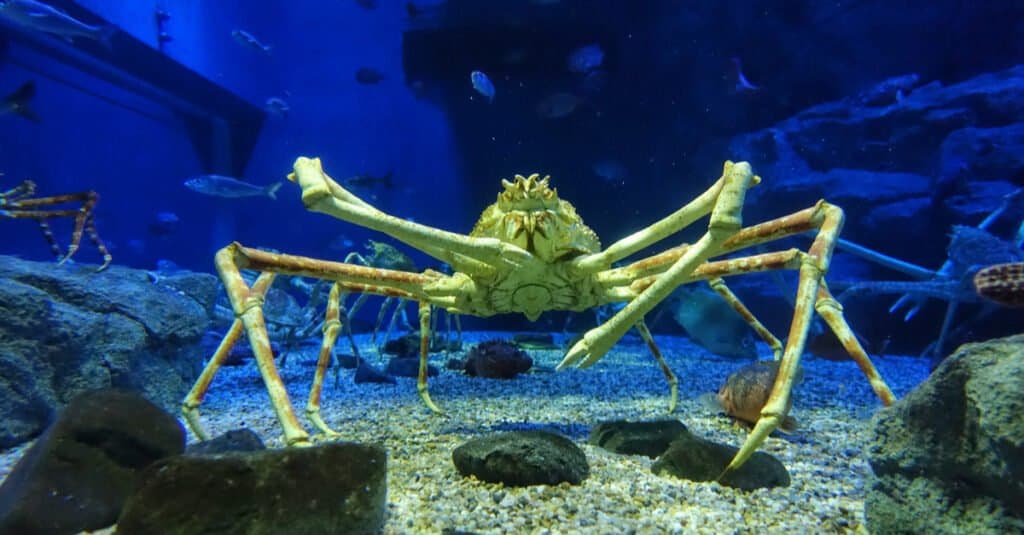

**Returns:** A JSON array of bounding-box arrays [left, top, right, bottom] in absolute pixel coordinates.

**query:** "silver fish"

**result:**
[[185, 175, 283, 199], [470, 70, 495, 102], [231, 29, 272, 55], [0, 0, 118, 47], [265, 97, 290, 118]]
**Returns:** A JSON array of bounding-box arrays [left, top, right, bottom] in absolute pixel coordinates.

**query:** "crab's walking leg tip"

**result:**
[[557, 340, 589, 370]]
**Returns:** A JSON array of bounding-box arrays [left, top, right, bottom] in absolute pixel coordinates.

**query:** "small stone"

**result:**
[[452, 430, 589, 486], [185, 429, 265, 456], [588, 419, 688, 458], [651, 430, 790, 490]]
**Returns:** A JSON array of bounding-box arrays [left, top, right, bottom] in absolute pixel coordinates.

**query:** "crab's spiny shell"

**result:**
[[470, 173, 601, 263]]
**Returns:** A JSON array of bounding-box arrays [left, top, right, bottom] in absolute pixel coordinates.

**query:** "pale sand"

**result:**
[[0, 332, 931, 534]]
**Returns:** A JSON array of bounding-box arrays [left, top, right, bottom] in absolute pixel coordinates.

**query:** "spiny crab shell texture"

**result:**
[[469, 173, 601, 263]]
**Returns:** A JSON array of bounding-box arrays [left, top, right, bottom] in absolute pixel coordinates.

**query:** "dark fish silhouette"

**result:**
[[356, 67, 385, 85], [2, 81, 39, 122]]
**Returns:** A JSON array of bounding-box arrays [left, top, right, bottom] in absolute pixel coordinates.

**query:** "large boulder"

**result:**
[[0, 255, 217, 448], [0, 388, 185, 534], [865, 335, 1024, 534], [117, 442, 387, 535]]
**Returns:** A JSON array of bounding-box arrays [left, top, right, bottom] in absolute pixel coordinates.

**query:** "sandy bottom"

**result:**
[[1, 331, 930, 534]]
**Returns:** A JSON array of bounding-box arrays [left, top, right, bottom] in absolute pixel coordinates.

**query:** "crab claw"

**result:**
[[556, 328, 616, 370]]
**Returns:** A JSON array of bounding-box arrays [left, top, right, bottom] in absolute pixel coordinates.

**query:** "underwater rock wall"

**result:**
[[0, 255, 218, 448], [730, 64, 1024, 249]]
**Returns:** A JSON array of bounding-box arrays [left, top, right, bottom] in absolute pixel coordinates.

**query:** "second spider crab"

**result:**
[[184, 157, 896, 479]]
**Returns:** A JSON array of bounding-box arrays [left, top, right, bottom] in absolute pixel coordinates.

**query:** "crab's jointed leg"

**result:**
[[289, 157, 530, 278], [632, 320, 679, 413], [559, 160, 759, 369], [305, 282, 345, 436]]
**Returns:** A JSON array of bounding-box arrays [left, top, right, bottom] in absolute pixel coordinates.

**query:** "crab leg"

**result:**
[[181, 272, 276, 441], [632, 320, 679, 413], [707, 277, 784, 360], [416, 300, 442, 413], [289, 157, 530, 276], [572, 161, 761, 274], [716, 202, 897, 481], [559, 160, 759, 369], [305, 282, 345, 436]]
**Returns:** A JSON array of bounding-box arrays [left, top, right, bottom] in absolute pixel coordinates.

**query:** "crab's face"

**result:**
[[470, 173, 601, 263]]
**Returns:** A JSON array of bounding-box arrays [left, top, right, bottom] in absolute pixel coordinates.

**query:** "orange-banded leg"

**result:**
[[0, 190, 112, 270], [416, 300, 442, 414], [305, 282, 346, 436], [716, 203, 896, 482], [706, 277, 784, 360], [191, 241, 445, 442], [182, 272, 276, 441], [632, 319, 679, 413]]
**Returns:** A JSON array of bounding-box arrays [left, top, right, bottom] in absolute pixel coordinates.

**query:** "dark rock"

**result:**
[[0, 255, 213, 449], [0, 388, 185, 534], [385, 357, 438, 378], [336, 354, 360, 369], [354, 360, 396, 385], [117, 442, 387, 535], [464, 340, 533, 379], [651, 430, 790, 490], [185, 429, 265, 456], [452, 430, 589, 486], [865, 334, 1024, 534], [588, 419, 688, 458]]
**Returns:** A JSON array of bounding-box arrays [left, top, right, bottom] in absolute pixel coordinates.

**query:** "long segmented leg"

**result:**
[[306, 282, 345, 436], [182, 272, 276, 441], [1, 186, 112, 269], [559, 161, 759, 369], [706, 277, 784, 360], [416, 300, 442, 414], [632, 319, 679, 413]]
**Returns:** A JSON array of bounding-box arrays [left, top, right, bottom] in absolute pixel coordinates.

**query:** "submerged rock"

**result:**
[[0, 388, 184, 534], [865, 334, 1024, 533], [452, 430, 589, 486], [651, 431, 790, 490], [117, 442, 387, 535], [588, 419, 688, 458], [0, 255, 215, 449]]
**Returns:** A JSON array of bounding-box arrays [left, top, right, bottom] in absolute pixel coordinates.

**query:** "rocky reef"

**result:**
[[0, 255, 217, 448]]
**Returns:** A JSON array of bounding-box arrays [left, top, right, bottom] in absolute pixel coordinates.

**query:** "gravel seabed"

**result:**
[[0, 331, 931, 534]]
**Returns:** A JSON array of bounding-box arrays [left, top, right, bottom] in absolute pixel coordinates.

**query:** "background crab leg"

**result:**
[[559, 160, 759, 369], [305, 282, 345, 436]]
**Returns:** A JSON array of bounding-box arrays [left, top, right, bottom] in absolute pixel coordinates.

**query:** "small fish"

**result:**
[[148, 211, 180, 236], [857, 73, 921, 106], [470, 70, 495, 102], [231, 29, 271, 55], [536, 92, 580, 119], [672, 286, 758, 359], [0, 0, 118, 47], [185, 175, 283, 199], [265, 97, 290, 118], [342, 171, 394, 190], [2, 81, 39, 122], [706, 360, 802, 432], [973, 262, 1024, 307], [355, 67, 385, 85], [592, 159, 627, 184], [730, 57, 759, 93], [355, 0, 377, 9], [567, 43, 604, 74]]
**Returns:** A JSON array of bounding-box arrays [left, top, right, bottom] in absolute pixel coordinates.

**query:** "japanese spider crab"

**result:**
[[183, 157, 896, 479], [0, 177, 111, 270]]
